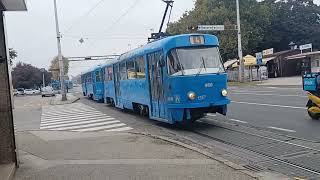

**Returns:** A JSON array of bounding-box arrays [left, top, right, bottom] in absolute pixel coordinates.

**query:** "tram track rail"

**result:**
[[80, 98, 320, 179], [187, 119, 320, 179]]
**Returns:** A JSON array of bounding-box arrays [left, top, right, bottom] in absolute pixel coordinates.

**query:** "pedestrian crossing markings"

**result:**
[[40, 103, 133, 132]]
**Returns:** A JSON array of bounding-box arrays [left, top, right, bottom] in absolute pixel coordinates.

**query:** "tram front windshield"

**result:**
[[168, 47, 225, 76]]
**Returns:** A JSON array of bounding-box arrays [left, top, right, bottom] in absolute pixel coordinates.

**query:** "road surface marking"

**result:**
[[231, 92, 306, 98], [231, 101, 306, 109], [105, 127, 133, 132], [41, 118, 117, 129], [268, 126, 296, 133], [41, 103, 133, 132], [231, 90, 275, 93], [41, 116, 113, 126], [49, 121, 121, 131], [229, 119, 248, 124], [75, 123, 127, 132], [207, 113, 216, 117], [264, 86, 301, 90], [42, 113, 107, 122]]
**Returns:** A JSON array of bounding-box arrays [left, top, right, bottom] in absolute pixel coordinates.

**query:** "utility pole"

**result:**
[[40, 68, 45, 87], [53, 0, 67, 101], [236, 0, 244, 82]]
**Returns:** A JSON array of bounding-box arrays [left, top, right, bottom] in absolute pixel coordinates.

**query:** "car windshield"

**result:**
[[167, 47, 225, 76]]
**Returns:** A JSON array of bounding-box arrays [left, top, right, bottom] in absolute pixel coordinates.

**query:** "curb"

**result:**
[[130, 132, 265, 179], [49, 95, 80, 105]]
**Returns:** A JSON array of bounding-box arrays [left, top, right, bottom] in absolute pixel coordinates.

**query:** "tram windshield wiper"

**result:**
[[196, 57, 206, 76]]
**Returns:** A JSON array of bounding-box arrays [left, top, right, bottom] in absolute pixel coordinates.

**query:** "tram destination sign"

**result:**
[[198, 25, 225, 31]]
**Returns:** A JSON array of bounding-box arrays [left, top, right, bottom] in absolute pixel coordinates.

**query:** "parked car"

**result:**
[[24, 89, 36, 95], [34, 89, 41, 94], [13, 89, 18, 96], [41, 86, 55, 97], [17, 88, 25, 95]]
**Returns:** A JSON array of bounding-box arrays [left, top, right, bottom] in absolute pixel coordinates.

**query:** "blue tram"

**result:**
[[81, 66, 104, 102], [81, 34, 230, 124]]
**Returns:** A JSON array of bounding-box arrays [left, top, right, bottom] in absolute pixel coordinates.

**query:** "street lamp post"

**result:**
[[236, 0, 244, 82], [53, 0, 67, 101], [40, 68, 45, 87]]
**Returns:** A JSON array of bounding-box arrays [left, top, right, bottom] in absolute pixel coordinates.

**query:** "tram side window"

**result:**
[[105, 67, 113, 81], [95, 71, 102, 82], [127, 61, 136, 79], [104, 67, 109, 81], [120, 62, 127, 80], [135, 57, 146, 79]]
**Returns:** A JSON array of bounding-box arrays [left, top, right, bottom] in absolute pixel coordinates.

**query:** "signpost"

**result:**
[[256, 52, 263, 81], [256, 52, 263, 66], [40, 68, 45, 88], [299, 43, 312, 53], [197, 25, 225, 31], [263, 48, 274, 56]]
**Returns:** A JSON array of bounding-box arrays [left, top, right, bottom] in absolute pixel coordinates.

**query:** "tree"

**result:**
[[9, 48, 18, 65], [49, 56, 69, 80], [167, 0, 320, 61], [12, 62, 52, 89]]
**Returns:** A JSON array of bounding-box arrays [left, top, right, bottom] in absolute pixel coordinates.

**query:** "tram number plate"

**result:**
[[205, 83, 213, 88]]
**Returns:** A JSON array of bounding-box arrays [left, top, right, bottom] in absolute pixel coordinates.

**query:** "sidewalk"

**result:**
[[258, 76, 302, 87], [13, 130, 285, 180], [50, 93, 80, 105]]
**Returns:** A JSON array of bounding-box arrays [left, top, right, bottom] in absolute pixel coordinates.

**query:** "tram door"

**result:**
[[114, 64, 121, 107], [148, 52, 166, 119]]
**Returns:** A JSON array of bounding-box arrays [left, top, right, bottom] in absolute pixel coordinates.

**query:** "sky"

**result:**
[[4, 0, 195, 76], [4, 0, 320, 77]]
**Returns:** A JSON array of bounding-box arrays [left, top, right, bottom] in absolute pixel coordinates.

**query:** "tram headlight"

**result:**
[[188, 91, 196, 100], [221, 89, 228, 97]]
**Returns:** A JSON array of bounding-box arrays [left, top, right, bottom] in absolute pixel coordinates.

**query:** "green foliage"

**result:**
[[49, 56, 69, 80], [12, 62, 52, 89], [9, 48, 18, 65], [167, 0, 320, 61]]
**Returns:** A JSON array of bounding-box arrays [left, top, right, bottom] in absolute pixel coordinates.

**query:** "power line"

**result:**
[[63, 0, 106, 34], [99, 0, 141, 35]]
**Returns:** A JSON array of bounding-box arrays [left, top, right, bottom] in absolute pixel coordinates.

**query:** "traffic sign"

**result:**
[[40, 68, 45, 73], [256, 52, 263, 65], [197, 25, 225, 31], [299, 43, 312, 51], [263, 48, 274, 56]]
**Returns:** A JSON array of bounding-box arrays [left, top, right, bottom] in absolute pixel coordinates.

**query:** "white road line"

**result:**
[[44, 106, 95, 111], [231, 101, 306, 109], [42, 110, 97, 116], [50, 121, 121, 131], [41, 116, 113, 126], [42, 112, 104, 120], [264, 86, 301, 90], [41, 119, 118, 129], [41, 114, 107, 122], [268, 126, 296, 133], [75, 123, 127, 132], [231, 92, 306, 98], [207, 113, 216, 117], [231, 90, 275, 93], [105, 127, 133, 132], [229, 119, 248, 124]]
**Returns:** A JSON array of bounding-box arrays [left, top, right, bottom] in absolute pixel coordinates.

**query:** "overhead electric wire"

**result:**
[[63, 0, 106, 34], [99, 0, 141, 35]]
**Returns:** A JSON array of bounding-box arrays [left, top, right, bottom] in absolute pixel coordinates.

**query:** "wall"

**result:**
[[0, 10, 17, 164]]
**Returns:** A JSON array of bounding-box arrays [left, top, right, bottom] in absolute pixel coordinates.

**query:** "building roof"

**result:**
[[1, 0, 27, 11], [264, 49, 300, 58], [286, 51, 320, 60]]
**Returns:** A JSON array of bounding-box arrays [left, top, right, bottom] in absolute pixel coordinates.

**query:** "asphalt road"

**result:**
[[227, 86, 320, 141]]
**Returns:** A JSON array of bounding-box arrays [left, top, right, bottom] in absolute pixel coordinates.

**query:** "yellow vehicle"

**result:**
[[304, 73, 320, 119]]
